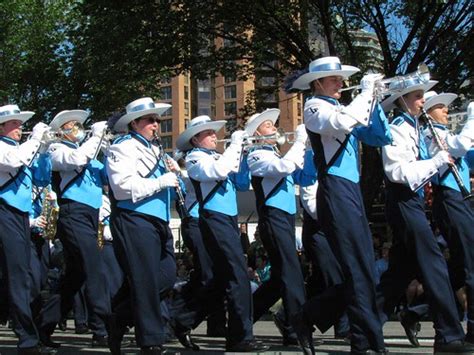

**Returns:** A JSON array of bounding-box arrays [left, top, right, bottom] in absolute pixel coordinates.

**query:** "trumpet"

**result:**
[[217, 128, 297, 146], [340, 63, 430, 99]]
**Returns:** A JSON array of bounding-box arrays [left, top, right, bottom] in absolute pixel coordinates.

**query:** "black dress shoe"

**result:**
[[92, 335, 109, 347], [434, 340, 474, 354], [140, 345, 165, 354], [39, 334, 61, 349], [57, 319, 67, 331], [176, 330, 200, 350], [290, 311, 316, 355], [225, 340, 269, 352], [399, 310, 420, 347], [75, 324, 89, 334]]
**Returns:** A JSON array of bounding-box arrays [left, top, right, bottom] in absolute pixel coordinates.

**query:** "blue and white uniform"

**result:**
[[304, 94, 391, 353], [185, 141, 254, 347], [0, 134, 47, 349], [106, 131, 177, 347], [247, 137, 312, 324], [38, 133, 111, 340], [421, 119, 474, 338], [380, 111, 466, 345]]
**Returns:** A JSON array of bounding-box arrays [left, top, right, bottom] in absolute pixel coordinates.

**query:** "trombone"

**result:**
[[217, 128, 297, 146], [339, 63, 430, 98]]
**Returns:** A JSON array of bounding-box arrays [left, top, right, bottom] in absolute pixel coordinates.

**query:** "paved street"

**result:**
[[0, 320, 447, 354]]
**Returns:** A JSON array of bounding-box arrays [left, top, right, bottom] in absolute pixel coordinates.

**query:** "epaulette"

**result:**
[[112, 134, 132, 145]]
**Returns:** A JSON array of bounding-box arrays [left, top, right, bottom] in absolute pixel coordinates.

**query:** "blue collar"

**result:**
[[0, 136, 18, 146], [314, 95, 339, 106], [131, 131, 152, 148], [433, 123, 448, 131], [60, 140, 78, 149], [398, 111, 417, 129], [192, 147, 217, 155]]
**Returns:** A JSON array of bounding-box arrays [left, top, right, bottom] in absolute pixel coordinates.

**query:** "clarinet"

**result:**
[[420, 108, 473, 200], [152, 131, 191, 219]]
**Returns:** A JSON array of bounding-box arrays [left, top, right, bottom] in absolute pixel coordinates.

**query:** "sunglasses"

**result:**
[[140, 115, 161, 124]]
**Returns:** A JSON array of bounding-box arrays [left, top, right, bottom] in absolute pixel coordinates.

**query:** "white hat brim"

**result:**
[[49, 110, 89, 130], [245, 109, 280, 135], [424, 93, 457, 112], [292, 65, 360, 91], [176, 120, 226, 151], [114, 104, 172, 132], [0, 112, 34, 125], [381, 80, 438, 112]]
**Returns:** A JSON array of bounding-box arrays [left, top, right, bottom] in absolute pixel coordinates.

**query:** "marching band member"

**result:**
[[379, 79, 474, 353], [419, 95, 474, 343], [175, 115, 268, 352], [243, 110, 313, 346], [0, 104, 52, 354], [106, 97, 177, 354], [292, 56, 392, 354], [37, 109, 111, 348]]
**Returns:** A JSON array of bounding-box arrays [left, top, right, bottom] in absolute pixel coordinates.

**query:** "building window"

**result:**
[[184, 86, 189, 100], [198, 107, 211, 116], [160, 119, 172, 133], [161, 86, 172, 100], [224, 101, 237, 116], [224, 85, 237, 99], [260, 76, 276, 87], [184, 119, 190, 128], [161, 136, 172, 150], [184, 74, 189, 84], [297, 103, 302, 117], [184, 102, 189, 116]]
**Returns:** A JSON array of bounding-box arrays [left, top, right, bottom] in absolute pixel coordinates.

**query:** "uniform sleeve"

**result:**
[[382, 124, 438, 191], [0, 138, 41, 171], [247, 149, 299, 178], [304, 94, 373, 135], [31, 153, 52, 187], [186, 150, 232, 182], [293, 149, 317, 187], [352, 103, 392, 147], [231, 154, 251, 191], [48, 136, 101, 171], [106, 142, 162, 202]]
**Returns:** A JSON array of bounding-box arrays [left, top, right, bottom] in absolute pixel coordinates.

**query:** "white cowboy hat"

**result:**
[[0, 104, 35, 125], [292, 56, 360, 91], [176, 115, 226, 151], [49, 110, 89, 130], [381, 76, 438, 112], [114, 97, 172, 132], [245, 109, 280, 135], [423, 91, 457, 112]]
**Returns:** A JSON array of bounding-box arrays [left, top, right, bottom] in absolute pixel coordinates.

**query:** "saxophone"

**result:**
[[97, 221, 105, 250], [41, 187, 60, 240]]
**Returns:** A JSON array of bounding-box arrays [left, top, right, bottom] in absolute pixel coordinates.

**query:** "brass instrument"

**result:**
[[40, 187, 59, 240], [97, 221, 105, 250], [217, 128, 296, 146], [340, 63, 430, 99]]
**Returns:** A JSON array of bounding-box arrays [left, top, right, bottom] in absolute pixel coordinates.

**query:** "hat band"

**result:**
[[391, 76, 427, 91], [129, 102, 156, 113], [309, 62, 342, 73], [189, 119, 212, 128], [0, 109, 21, 117]]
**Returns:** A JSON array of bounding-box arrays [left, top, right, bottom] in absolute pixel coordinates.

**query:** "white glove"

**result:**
[[230, 130, 249, 146], [432, 150, 451, 169], [467, 102, 474, 121], [30, 216, 47, 229], [294, 124, 308, 144], [360, 73, 384, 93], [155, 172, 178, 191], [91, 121, 108, 137], [165, 156, 180, 172], [31, 122, 51, 141], [46, 190, 57, 202]]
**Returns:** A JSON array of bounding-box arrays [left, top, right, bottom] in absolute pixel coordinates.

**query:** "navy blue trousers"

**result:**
[[302, 210, 350, 337], [171, 217, 225, 332], [0, 203, 39, 348], [378, 182, 464, 344], [302, 175, 384, 352], [199, 209, 253, 346], [73, 286, 88, 328], [433, 185, 474, 334], [253, 206, 306, 322], [110, 208, 176, 347], [29, 234, 51, 323], [38, 200, 110, 336]]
